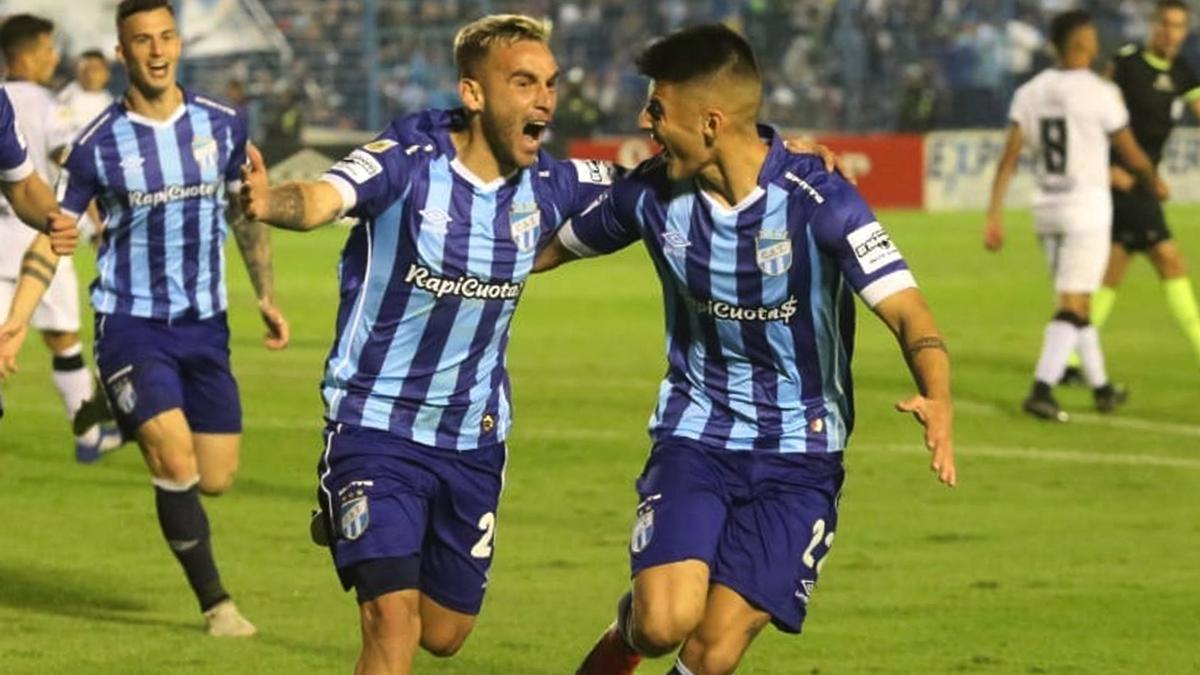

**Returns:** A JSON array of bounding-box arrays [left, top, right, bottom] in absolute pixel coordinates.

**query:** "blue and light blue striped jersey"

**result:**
[[320, 108, 614, 450], [0, 88, 33, 182], [559, 127, 917, 453], [57, 90, 248, 319]]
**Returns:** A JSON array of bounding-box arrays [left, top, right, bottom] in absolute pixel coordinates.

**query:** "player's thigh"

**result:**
[[678, 584, 772, 675], [358, 587, 422, 650], [1054, 229, 1111, 302], [321, 425, 438, 599], [417, 593, 476, 657], [1102, 244, 1132, 287], [193, 433, 240, 495], [418, 442, 508, 619], [1149, 239, 1188, 279], [94, 313, 187, 440], [177, 313, 242, 436], [710, 452, 843, 636]]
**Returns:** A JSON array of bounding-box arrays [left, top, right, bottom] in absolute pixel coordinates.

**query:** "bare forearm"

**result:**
[[986, 158, 1017, 217], [262, 182, 339, 231], [532, 237, 583, 273], [0, 174, 58, 233], [903, 335, 951, 400], [231, 215, 275, 303], [6, 236, 57, 323]]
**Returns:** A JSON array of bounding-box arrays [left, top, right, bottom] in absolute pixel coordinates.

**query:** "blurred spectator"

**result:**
[[57, 49, 113, 137]]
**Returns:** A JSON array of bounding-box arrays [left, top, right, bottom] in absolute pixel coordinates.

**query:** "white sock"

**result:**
[[672, 660, 697, 675], [50, 343, 93, 422], [1076, 325, 1109, 388], [1034, 320, 1079, 385]]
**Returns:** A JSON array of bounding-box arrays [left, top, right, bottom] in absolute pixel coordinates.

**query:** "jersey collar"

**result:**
[[122, 87, 188, 128], [1142, 49, 1172, 72]]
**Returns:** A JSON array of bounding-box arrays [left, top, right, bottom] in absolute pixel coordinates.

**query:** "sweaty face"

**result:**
[[471, 39, 558, 170], [117, 8, 181, 98], [1150, 8, 1189, 60], [639, 81, 709, 181]]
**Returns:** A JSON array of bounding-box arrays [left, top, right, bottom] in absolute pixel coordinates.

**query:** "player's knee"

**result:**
[[198, 470, 236, 496], [633, 602, 700, 655], [420, 625, 471, 658], [360, 594, 419, 643]]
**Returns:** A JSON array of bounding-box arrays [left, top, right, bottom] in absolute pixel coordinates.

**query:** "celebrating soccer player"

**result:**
[[0, 0, 289, 636], [984, 10, 1165, 421], [532, 24, 956, 675]]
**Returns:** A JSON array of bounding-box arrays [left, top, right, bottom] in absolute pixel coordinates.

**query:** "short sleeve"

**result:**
[[1006, 85, 1028, 129], [0, 90, 33, 182], [56, 143, 100, 216], [810, 177, 917, 308], [224, 113, 249, 188], [1177, 60, 1200, 103], [1100, 82, 1129, 133], [556, 178, 640, 257], [320, 130, 411, 219]]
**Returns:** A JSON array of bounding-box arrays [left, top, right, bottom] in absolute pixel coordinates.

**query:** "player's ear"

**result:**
[[701, 109, 722, 147], [459, 78, 484, 113]]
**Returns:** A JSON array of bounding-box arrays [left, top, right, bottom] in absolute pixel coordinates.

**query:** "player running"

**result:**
[[0, 0, 288, 636], [0, 14, 121, 460], [532, 24, 956, 675], [1063, 0, 1200, 380], [983, 10, 1165, 421]]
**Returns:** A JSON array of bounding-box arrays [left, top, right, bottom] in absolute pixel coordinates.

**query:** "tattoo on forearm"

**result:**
[[907, 337, 948, 358], [231, 216, 275, 302], [20, 264, 53, 287], [267, 183, 307, 227]]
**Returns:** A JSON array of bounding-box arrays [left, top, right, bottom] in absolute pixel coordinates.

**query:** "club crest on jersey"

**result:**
[[192, 136, 218, 170], [1154, 73, 1175, 93], [630, 494, 661, 554], [756, 228, 792, 276], [338, 481, 373, 541], [510, 206, 541, 253]]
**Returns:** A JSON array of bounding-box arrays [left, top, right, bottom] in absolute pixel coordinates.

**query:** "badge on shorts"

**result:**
[[795, 579, 817, 606], [338, 481, 373, 541], [630, 493, 661, 554], [105, 365, 137, 415]]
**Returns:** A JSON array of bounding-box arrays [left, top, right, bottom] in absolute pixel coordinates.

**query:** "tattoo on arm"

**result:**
[[907, 337, 948, 358], [230, 207, 275, 303], [20, 264, 53, 287], [268, 183, 307, 228]]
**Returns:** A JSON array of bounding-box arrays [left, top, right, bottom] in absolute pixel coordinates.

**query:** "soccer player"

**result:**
[[0, 14, 121, 460], [983, 10, 1164, 421], [0, 0, 288, 636], [532, 24, 957, 675], [240, 14, 621, 673], [58, 49, 115, 135], [1065, 0, 1200, 376]]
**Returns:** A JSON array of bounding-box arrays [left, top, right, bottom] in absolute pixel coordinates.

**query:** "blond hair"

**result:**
[[454, 14, 551, 78]]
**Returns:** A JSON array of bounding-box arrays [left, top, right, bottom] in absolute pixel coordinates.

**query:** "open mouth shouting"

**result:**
[[519, 119, 549, 153]]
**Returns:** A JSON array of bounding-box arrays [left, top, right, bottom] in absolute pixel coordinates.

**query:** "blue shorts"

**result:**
[[94, 312, 242, 437], [317, 423, 507, 615], [629, 437, 844, 633]]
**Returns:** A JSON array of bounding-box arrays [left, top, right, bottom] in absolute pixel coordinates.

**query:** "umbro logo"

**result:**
[[120, 156, 145, 170], [419, 208, 452, 230], [663, 231, 690, 249]]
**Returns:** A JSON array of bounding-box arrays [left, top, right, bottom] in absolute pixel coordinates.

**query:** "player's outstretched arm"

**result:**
[[533, 235, 583, 273], [1110, 128, 1168, 200], [0, 234, 62, 378], [983, 124, 1024, 252], [872, 287, 956, 487], [240, 143, 344, 231], [0, 173, 78, 254], [228, 197, 290, 351]]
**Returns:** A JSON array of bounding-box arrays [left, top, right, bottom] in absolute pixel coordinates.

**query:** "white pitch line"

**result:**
[[855, 442, 1200, 470], [932, 397, 1200, 439]]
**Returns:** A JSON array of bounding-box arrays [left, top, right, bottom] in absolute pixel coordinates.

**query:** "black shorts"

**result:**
[[1112, 189, 1172, 252]]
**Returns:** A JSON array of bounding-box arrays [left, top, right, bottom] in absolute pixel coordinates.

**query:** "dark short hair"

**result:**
[[116, 0, 175, 27], [1157, 0, 1190, 15], [0, 14, 54, 62], [1050, 10, 1093, 54], [80, 49, 107, 62], [635, 23, 759, 85]]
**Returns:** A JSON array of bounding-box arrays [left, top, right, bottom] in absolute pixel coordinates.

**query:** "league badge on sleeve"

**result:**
[[756, 228, 792, 276], [338, 480, 373, 541]]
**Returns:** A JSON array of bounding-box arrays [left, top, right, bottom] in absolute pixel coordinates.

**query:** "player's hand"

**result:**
[[1153, 176, 1170, 201], [258, 299, 290, 351], [895, 394, 957, 487], [783, 137, 857, 184], [48, 210, 80, 256], [983, 214, 1004, 252], [0, 321, 29, 380], [1109, 166, 1136, 192], [240, 143, 272, 221]]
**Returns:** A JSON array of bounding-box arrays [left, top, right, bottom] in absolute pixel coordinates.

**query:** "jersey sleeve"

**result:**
[[556, 176, 641, 257], [320, 130, 411, 220], [537, 157, 619, 249], [0, 90, 33, 183], [1100, 81, 1130, 133], [810, 177, 917, 308], [1006, 84, 1029, 129], [56, 142, 100, 216], [1177, 59, 1200, 103], [224, 113, 249, 190]]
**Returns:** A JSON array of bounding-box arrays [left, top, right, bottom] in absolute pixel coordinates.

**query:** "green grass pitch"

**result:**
[[1, 207, 1198, 674]]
